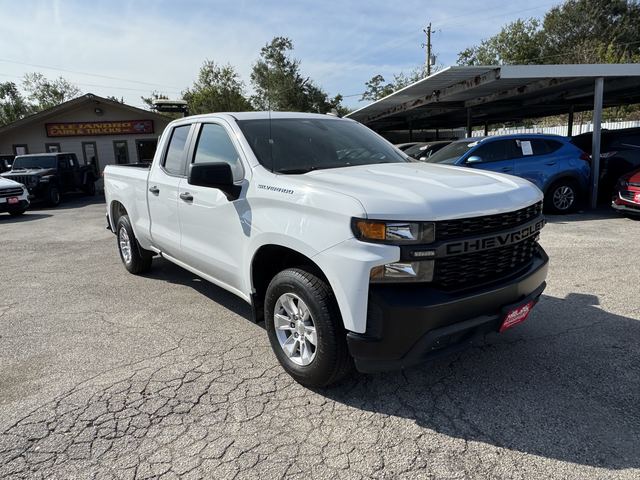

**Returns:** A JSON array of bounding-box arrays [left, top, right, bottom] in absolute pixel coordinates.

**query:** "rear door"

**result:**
[[513, 138, 560, 190], [58, 155, 76, 190], [177, 121, 248, 293], [464, 139, 517, 174], [148, 123, 194, 258]]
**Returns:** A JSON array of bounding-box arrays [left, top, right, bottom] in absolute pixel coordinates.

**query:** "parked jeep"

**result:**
[[1, 152, 97, 206]]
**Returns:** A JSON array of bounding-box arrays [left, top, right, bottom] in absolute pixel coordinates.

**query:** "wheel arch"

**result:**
[[249, 244, 332, 323]]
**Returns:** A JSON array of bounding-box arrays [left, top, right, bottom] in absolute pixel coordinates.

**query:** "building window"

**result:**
[[13, 144, 28, 155], [45, 143, 61, 153], [113, 140, 129, 164]]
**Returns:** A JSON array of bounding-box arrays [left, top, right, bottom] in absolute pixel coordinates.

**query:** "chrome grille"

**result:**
[[0, 187, 24, 198]]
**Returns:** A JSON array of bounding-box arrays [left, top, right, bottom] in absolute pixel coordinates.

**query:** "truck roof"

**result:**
[[181, 111, 349, 122]]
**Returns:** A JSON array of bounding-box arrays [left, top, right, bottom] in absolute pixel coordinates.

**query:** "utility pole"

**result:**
[[422, 23, 432, 77]]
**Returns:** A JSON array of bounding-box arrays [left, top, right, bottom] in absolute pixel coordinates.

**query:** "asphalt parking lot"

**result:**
[[0, 196, 638, 479]]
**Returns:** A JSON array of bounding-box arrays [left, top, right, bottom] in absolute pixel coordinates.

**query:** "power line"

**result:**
[[0, 72, 181, 95], [0, 57, 181, 90]]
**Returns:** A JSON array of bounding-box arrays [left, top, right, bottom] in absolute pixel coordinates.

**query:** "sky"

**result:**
[[0, 0, 562, 110]]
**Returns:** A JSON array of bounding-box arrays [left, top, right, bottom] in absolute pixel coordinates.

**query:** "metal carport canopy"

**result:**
[[346, 64, 640, 132]]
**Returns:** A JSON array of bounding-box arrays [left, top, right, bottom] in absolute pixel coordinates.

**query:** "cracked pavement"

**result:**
[[0, 196, 638, 479]]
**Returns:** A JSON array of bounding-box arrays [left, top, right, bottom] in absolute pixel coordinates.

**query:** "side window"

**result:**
[[193, 123, 243, 181], [529, 139, 550, 156], [59, 158, 69, 168], [163, 125, 191, 175], [544, 140, 563, 154], [473, 140, 514, 162]]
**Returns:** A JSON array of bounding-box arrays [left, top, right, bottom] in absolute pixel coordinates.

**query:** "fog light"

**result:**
[[370, 260, 434, 283]]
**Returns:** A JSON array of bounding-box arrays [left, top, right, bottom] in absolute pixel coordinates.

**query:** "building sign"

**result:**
[[46, 120, 154, 137]]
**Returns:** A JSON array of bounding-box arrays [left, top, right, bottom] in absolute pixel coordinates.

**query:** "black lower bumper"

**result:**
[[347, 247, 549, 373], [0, 199, 29, 213]]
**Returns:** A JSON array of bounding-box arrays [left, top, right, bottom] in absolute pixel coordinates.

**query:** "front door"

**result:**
[[178, 121, 248, 293], [136, 139, 158, 163], [82, 142, 99, 175], [147, 124, 193, 258]]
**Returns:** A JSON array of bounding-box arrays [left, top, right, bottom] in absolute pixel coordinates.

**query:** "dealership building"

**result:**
[[0, 93, 171, 172]]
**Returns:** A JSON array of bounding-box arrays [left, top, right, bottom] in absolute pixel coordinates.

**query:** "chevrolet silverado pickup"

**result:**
[[104, 112, 548, 387]]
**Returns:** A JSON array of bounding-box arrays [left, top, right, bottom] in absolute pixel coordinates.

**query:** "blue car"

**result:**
[[424, 134, 591, 213]]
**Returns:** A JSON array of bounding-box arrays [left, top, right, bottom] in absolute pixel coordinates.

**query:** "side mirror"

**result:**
[[188, 162, 241, 200], [466, 155, 483, 164]]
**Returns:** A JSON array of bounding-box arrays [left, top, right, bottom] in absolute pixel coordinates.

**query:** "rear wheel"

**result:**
[[46, 185, 61, 207], [265, 268, 352, 388], [116, 215, 153, 274], [545, 179, 579, 214], [83, 179, 96, 196]]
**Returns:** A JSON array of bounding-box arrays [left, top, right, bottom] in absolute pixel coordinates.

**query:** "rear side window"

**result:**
[[193, 123, 243, 180], [163, 125, 191, 175]]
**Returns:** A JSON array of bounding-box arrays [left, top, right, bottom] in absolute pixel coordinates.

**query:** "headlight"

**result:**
[[352, 218, 435, 244], [618, 179, 629, 189], [370, 260, 434, 283]]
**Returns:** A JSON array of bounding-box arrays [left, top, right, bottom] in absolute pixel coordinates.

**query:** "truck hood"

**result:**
[[302, 162, 543, 220], [2, 168, 53, 177]]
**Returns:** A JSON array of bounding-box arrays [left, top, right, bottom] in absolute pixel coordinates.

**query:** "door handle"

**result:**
[[544, 161, 557, 166], [149, 186, 160, 195], [500, 167, 512, 172], [179, 192, 194, 202]]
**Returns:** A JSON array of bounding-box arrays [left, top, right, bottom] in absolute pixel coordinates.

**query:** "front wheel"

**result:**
[[9, 207, 27, 216], [116, 215, 153, 274], [545, 180, 579, 214], [265, 268, 353, 388]]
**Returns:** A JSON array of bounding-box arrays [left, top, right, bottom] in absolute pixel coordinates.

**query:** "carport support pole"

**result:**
[[590, 77, 604, 209], [567, 105, 574, 137], [466, 108, 472, 138]]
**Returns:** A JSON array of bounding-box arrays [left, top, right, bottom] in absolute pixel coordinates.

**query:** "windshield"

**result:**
[[237, 118, 408, 174], [12, 156, 57, 170], [424, 140, 477, 164]]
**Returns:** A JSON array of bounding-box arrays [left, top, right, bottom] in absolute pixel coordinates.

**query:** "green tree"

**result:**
[[458, 0, 640, 65], [360, 74, 394, 101], [0, 82, 31, 126], [22, 73, 82, 111], [360, 67, 425, 102], [457, 19, 543, 65], [250, 36, 344, 113], [182, 60, 252, 114]]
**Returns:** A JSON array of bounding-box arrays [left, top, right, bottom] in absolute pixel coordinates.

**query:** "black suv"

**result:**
[[572, 127, 640, 201], [1, 152, 98, 206]]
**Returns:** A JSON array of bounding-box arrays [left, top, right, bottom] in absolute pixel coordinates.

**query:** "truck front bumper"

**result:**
[[347, 246, 549, 373]]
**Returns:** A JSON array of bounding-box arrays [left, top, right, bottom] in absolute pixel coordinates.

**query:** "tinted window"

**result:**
[[163, 125, 191, 175], [12, 155, 57, 169], [193, 124, 243, 180], [473, 140, 515, 162], [611, 133, 640, 149], [237, 118, 407, 174]]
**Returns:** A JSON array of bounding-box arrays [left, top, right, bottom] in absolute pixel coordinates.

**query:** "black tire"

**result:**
[[115, 215, 153, 274], [545, 179, 579, 214], [9, 207, 27, 216], [46, 184, 61, 207], [264, 268, 353, 388], [83, 180, 96, 196]]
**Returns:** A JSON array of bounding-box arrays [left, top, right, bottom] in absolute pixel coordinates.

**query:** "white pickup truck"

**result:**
[[104, 112, 548, 387]]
